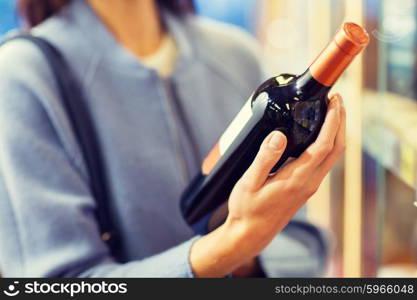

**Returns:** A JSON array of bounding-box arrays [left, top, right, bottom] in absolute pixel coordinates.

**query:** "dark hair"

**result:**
[[18, 0, 195, 28]]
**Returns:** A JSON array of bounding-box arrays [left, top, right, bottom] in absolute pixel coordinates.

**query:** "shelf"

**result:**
[[362, 90, 417, 190]]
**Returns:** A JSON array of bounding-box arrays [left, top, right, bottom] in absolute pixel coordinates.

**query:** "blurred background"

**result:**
[[1, 0, 417, 278]]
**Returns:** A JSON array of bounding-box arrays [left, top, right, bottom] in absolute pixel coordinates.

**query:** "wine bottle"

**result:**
[[180, 22, 369, 234]]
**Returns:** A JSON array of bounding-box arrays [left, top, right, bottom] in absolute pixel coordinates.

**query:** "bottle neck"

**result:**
[[296, 70, 331, 97], [309, 40, 355, 87]]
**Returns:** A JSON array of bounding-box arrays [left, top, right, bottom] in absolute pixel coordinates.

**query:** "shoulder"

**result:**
[[0, 34, 84, 172], [0, 36, 51, 86], [0, 1, 90, 111], [0, 32, 65, 131], [0, 3, 91, 94], [0, 38, 61, 154], [192, 17, 262, 62], [188, 17, 265, 89], [0, 37, 54, 124], [0, 2, 74, 95], [0, 10, 71, 132]]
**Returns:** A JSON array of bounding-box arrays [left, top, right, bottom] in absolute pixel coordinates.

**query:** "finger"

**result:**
[[315, 95, 346, 180], [238, 131, 287, 192], [277, 93, 342, 179]]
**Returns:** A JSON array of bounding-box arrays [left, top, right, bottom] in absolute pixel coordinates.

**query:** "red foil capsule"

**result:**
[[310, 22, 370, 87]]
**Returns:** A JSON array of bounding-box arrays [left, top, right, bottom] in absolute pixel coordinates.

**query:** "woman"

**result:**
[[0, 0, 345, 277]]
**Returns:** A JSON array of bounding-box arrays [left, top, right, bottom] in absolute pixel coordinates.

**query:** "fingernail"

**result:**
[[330, 96, 337, 106], [331, 95, 339, 111], [337, 94, 345, 108], [268, 131, 285, 150]]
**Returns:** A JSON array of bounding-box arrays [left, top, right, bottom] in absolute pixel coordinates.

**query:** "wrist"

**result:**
[[189, 218, 255, 277], [224, 216, 277, 255]]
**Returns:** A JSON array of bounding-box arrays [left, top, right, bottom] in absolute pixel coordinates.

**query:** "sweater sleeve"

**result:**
[[0, 42, 199, 278]]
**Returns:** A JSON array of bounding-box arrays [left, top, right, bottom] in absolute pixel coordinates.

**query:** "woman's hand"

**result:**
[[190, 94, 346, 277]]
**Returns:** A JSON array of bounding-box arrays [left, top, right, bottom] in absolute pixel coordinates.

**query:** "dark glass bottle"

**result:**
[[181, 22, 369, 234]]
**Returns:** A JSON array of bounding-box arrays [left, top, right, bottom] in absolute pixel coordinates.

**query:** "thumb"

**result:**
[[238, 131, 287, 192]]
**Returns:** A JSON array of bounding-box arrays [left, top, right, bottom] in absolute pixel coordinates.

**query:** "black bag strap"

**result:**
[[2, 34, 119, 254]]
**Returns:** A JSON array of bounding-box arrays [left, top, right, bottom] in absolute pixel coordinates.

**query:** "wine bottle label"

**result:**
[[202, 97, 253, 175]]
